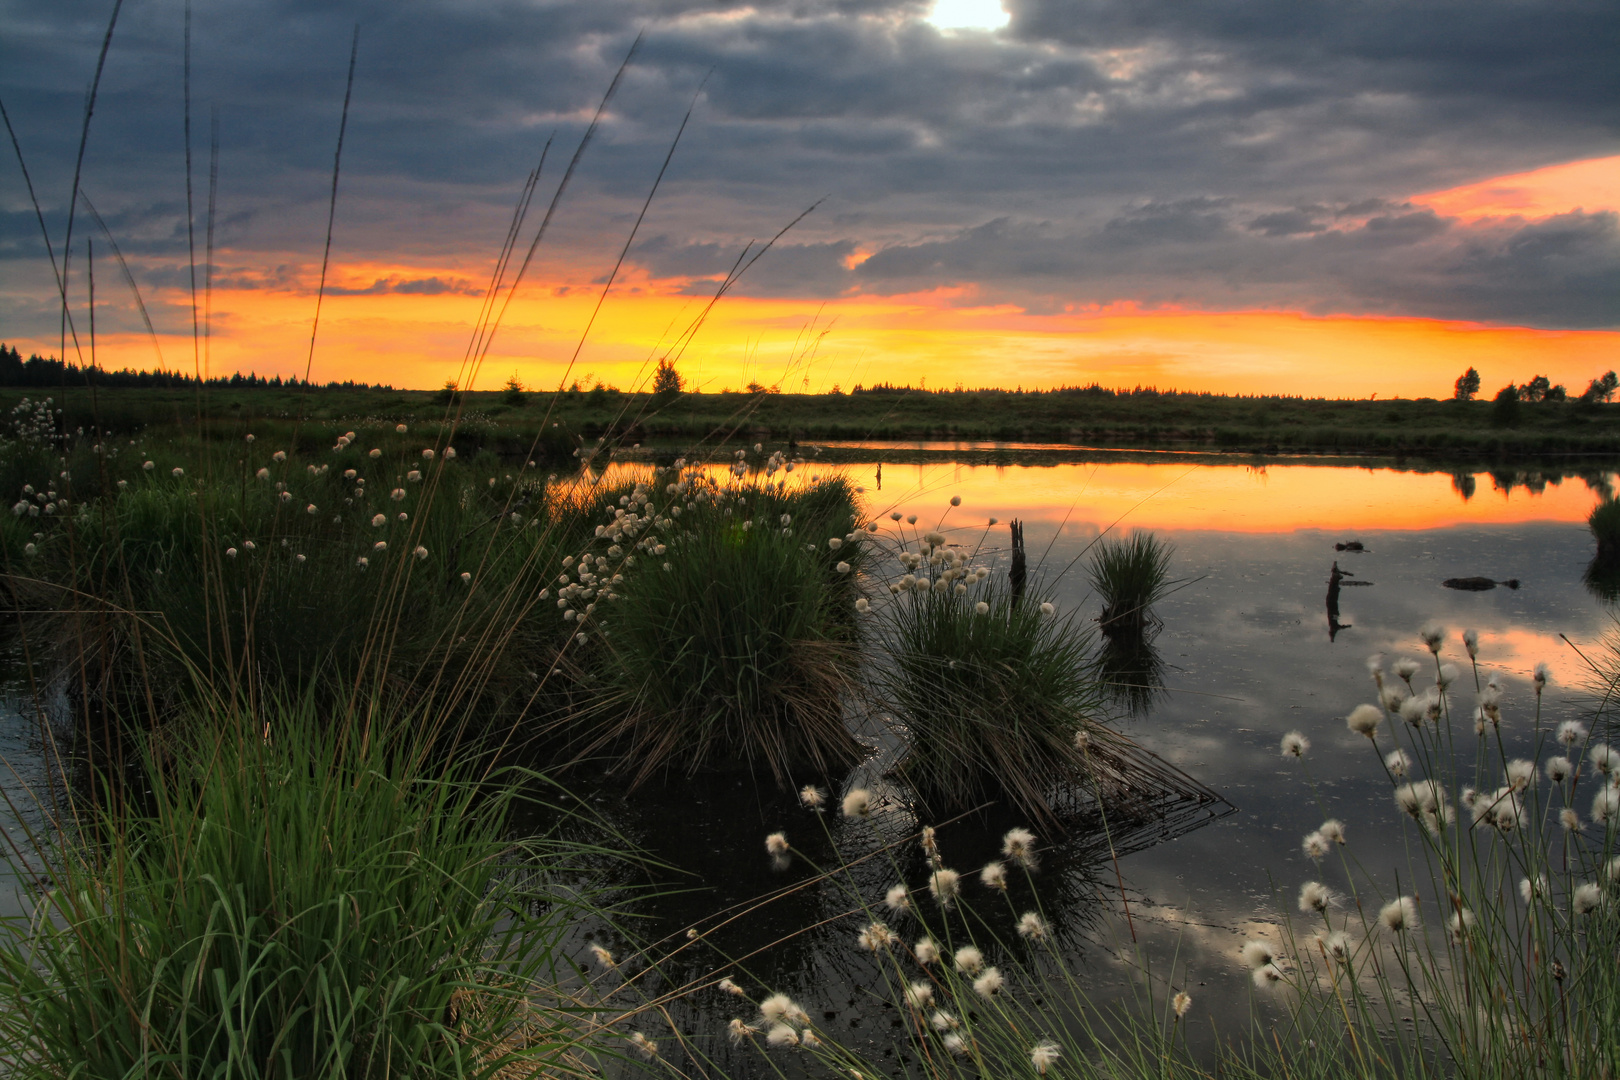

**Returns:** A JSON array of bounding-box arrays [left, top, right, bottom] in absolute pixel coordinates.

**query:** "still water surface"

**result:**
[[559, 453, 1613, 1068]]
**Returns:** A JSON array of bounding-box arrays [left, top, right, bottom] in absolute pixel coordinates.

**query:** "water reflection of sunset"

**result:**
[[761, 461, 1604, 534]]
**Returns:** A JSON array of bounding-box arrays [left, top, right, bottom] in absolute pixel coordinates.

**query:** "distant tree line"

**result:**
[[0, 344, 391, 391], [1453, 365, 1617, 406]]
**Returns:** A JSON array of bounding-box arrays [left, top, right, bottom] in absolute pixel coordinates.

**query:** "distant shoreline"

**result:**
[[7, 383, 1620, 466]]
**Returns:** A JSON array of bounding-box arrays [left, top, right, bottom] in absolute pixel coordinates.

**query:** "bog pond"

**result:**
[[3, 448, 1615, 1068]]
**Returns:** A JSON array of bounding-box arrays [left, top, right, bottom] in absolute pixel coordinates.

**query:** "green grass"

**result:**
[[1085, 532, 1176, 636], [0, 698, 613, 1078], [874, 572, 1103, 825], [574, 472, 868, 787]]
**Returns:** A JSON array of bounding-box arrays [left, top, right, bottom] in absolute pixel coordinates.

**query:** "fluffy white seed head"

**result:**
[[1574, 883, 1603, 915], [841, 789, 873, 819], [765, 1024, 799, 1049], [1172, 991, 1192, 1018], [1298, 881, 1332, 914], [1317, 819, 1346, 845], [886, 885, 910, 912], [1346, 704, 1382, 737], [1281, 731, 1309, 758], [765, 833, 789, 856], [1561, 807, 1582, 832], [1379, 896, 1418, 931], [1030, 1040, 1060, 1074], [953, 945, 984, 974], [914, 938, 939, 965], [972, 967, 1004, 999], [1002, 827, 1038, 869], [1546, 756, 1573, 783], [979, 862, 1008, 890], [904, 981, 934, 1011], [1507, 759, 1537, 790], [929, 868, 961, 905], [1385, 749, 1412, 776], [1588, 744, 1617, 774], [799, 785, 825, 809], [1592, 786, 1619, 824], [1240, 941, 1276, 969], [1558, 720, 1587, 746], [1419, 622, 1445, 654], [1394, 657, 1421, 681], [1302, 831, 1329, 859], [1252, 964, 1283, 988], [1017, 912, 1048, 941], [1462, 629, 1479, 657], [1448, 909, 1476, 942]]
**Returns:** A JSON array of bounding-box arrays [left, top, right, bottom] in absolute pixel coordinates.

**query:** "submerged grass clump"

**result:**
[[0, 699, 606, 1077], [876, 571, 1102, 825], [581, 471, 867, 786], [1085, 531, 1174, 635]]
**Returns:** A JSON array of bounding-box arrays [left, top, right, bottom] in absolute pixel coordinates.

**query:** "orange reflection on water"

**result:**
[[776, 461, 1604, 534]]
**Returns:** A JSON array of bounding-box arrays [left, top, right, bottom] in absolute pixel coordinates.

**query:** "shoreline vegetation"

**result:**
[[8, 348, 1620, 464]]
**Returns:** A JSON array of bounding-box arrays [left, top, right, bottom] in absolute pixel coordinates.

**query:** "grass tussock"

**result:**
[[876, 575, 1103, 826], [579, 472, 868, 786], [0, 699, 609, 1077], [1085, 531, 1175, 635]]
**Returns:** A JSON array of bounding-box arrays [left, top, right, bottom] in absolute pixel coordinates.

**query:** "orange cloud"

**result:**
[[1410, 154, 1620, 222]]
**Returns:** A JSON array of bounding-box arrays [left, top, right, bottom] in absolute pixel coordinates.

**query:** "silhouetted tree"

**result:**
[[1583, 371, 1619, 403], [652, 358, 682, 402], [1491, 384, 1520, 427], [502, 372, 527, 405], [1453, 367, 1481, 401]]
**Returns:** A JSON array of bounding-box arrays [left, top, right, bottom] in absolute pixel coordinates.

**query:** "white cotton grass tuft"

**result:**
[[1463, 628, 1479, 658], [914, 938, 940, 965], [1317, 819, 1346, 845], [1587, 743, 1617, 774], [1280, 731, 1310, 758], [765, 833, 789, 857], [1574, 883, 1603, 916], [1419, 622, 1446, 654], [1560, 807, 1582, 832], [979, 862, 1008, 890], [1298, 881, 1332, 914], [1507, 758, 1537, 790], [942, 1033, 969, 1056], [1379, 896, 1419, 932], [1252, 964, 1284, 988], [759, 993, 795, 1024], [1346, 704, 1382, 737], [1399, 695, 1428, 727], [765, 1025, 799, 1049], [1384, 749, 1412, 777], [589, 944, 617, 970], [799, 785, 825, 809], [929, 868, 961, 905], [627, 1032, 659, 1059], [1317, 931, 1351, 963], [718, 977, 746, 997], [1016, 912, 1048, 941], [1039, 601, 1054, 615], [1592, 786, 1619, 824], [974, 601, 990, 615], [1534, 662, 1550, 692], [953, 945, 985, 974], [1240, 941, 1275, 970], [1557, 719, 1587, 746], [1448, 909, 1476, 942], [1545, 756, 1573, 784], [1437, 663, 1459, 689], [904, 981, 934, 1011], [886, 885, 911, 912], [855, 597, 870, 613], [972, 967, 1004, 999], [1002, 827, 1038, 869], [1394, 657, 1422, 681], [1520, 874, 1547, 903], [727, 1019, 758, 1045], [1030, 1040, 1060, 1075], [1172, 991, 1193, 1018], [1302, 831, 1330, 859], [842, 789, 874, 819]]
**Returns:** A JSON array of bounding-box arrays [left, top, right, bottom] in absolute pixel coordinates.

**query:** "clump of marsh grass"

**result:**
[[576, 471, 867, 787], [1085, 532, 1175, 636], [874, 573, 1103, 825], [0, 698, 611, 1076]]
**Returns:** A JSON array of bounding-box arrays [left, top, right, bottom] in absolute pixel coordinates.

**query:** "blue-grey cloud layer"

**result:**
[[1, 0, 1616, 332]]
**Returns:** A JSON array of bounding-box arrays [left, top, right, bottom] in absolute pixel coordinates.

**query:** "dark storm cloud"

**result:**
[[0, 0, 1615, 331]]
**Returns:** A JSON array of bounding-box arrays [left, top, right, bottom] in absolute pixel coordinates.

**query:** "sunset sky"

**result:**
[[1, 0, 1615, 396]]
